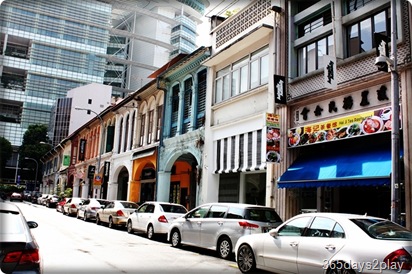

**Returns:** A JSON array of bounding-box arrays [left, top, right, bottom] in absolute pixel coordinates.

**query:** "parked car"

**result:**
[[31, 192, 42, 204], [77, 198, 109, 221], [235, 212, 412, 274], [167, 203, 283, 259], [37, 194, 49, 205], [127, 202, 187, 239], [62, 197, 85, 216], [96, 200, 139, 228], [10, 192, 23, 202], [56, 197, 69, 213], [45, 195, 59, 208], [0, 201, 42, 273]]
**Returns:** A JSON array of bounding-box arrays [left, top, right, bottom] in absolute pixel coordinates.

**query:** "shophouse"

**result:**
[[40, 141, 68, 195], [65, 106, 115, 199], [201, 0, 411, 229], [108, 80, 164, 203], [155, 47, 209, 210], [278, 0, 411, 228], [202, 1, 287, 210]]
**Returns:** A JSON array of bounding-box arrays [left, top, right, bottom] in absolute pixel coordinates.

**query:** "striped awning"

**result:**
[[214, 129, 266, 174]]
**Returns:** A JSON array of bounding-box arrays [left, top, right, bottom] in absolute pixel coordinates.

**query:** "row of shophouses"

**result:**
[[40, 0, 412, 228]]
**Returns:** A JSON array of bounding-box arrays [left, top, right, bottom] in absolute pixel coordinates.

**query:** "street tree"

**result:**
[[0, 136, 13, 179]]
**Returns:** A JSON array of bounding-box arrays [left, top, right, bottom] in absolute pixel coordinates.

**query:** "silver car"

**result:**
[[235, 212, 412, 274], [167, 203, 282, 259], [96, 200, 139, 228], [77, 198, 109, 222], [127, 202, 187, 239]]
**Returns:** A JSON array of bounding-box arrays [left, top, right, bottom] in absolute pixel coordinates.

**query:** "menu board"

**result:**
[[287, 106, 395, 148]]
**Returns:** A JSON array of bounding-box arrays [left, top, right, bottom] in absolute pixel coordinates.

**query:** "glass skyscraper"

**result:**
[[0, 0, 110, 146]]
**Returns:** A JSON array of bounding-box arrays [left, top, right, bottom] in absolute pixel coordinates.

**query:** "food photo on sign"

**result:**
[[287, 106, 397, 148], [266, 113, 281, 163]]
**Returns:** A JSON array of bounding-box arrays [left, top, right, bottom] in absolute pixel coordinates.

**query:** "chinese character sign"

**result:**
[[266, 113, 281, 163]]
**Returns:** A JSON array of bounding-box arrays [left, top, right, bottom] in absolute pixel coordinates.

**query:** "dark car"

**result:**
[[0, 202, 42, 273], [31, 192, 42, 204]]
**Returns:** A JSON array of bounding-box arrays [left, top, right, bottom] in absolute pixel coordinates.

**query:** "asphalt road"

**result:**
[[13, 201, 244, 274]]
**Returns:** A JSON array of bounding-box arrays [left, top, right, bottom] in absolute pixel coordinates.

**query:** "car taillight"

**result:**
[[116, 210, 124, 216], [91, 207, 99, 210], [70, 204, 76, 208], [238, 221, 259, 229], [384, 249, 412, 270], [158, 215, 168, 223], [3, 249, 40, 264]]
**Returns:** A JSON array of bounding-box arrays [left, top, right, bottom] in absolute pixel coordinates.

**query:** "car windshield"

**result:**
[[245, 208, 283, 223], [160, 204, 187, 213], [351, 218, 412, 240]]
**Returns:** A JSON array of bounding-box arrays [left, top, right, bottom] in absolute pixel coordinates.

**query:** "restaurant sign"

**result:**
[[266, 113, 281, 163], [287, 106, 395, 148]]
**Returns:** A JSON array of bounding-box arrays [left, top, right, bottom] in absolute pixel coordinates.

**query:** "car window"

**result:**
[[187, 205, 210, 218], [305, 217, 337, 237], [206, 205, 227, 218], [145, 204, 155, 213], [331, 223, 345, 238], [160, 204, 187, 213], [245, 208, 282, 223], [226, 207, 244, 219], [351, 218, 412, 240], [1, 213, 24, 234], [138, 204, 147, 213], [278, 216, 311, 236]]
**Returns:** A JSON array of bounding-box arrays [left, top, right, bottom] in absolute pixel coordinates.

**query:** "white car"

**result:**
[[126, 202, 187, 239], [235, 212, 412, 274], [167, 203, 282, 259]]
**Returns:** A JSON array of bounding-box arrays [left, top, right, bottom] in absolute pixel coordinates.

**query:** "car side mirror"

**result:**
[[27, 221, 38, 229], [269, 229, 279, 238]]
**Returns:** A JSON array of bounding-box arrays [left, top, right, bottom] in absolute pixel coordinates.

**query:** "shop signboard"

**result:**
[[94, 174, 102, 186], [287, 106, 397, 148], [266, 113, 281, 163]]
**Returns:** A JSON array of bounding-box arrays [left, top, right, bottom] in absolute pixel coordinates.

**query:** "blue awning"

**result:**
[[278, 147, 397, 188]]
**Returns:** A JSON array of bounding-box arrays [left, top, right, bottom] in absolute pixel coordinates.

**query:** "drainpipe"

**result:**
[[156, 76, 168, 201]]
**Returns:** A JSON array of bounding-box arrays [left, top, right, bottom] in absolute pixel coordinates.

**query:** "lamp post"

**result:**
[[24, 157, 38, 191], [74, 107, 104, 198], [389, 0, 400, 224]]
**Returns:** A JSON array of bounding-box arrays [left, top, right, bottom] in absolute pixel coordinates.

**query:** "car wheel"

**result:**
[[96, 215, 101, 225], [108, 217, 114, 229], [147, 225, 154, 240], [127, 221, 133, 234], [217, 236, 232, 259], [327, 262, 355, 274], [76, 211, 80, 219], [237, 244, 256, 273], [83, 213, 88, 222], [171, 229, 181, 247]]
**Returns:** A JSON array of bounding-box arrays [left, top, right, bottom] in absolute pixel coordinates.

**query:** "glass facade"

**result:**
[[0, 0, 111, 146]]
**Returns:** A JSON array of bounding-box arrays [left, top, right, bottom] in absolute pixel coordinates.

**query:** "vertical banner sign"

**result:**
[[87, 165, 95, 179], [78, 139, 86, 161], [266, 113, 281, 163], [63, 155, 70, 166], [103, 161, 110, 182], [273, 75, 286, 104], [324, 55, 337, 90]]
